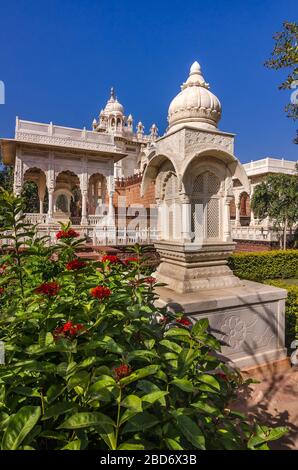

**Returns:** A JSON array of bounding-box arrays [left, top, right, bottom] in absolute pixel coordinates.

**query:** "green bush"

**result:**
[[228, 250, 298, 282], [265, 280, 298, 348], [0, 191, 287, 450]]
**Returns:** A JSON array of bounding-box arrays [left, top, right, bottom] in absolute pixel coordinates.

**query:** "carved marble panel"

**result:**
[[185, 129, 234, 157]]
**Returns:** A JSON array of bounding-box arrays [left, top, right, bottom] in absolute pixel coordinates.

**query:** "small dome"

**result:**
[[103, 87, 124, 115], [168, 61, 221, 132]]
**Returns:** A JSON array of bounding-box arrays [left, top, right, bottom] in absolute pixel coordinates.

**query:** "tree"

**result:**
[[251, 173, 298, 249], [265, 21, 298, 143]]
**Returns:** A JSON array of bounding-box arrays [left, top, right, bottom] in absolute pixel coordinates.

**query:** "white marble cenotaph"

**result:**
[[142, 61, 287, 369]]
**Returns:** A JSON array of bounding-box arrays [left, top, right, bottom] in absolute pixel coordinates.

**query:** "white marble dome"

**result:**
[[103, 88, 124, 115], [168, 61, 221, 132]]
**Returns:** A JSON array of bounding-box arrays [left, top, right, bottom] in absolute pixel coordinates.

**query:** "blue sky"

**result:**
[[0, 0, 297, 163]]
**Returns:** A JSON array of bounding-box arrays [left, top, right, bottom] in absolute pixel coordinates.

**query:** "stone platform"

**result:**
[[155, 280, 288, 369]]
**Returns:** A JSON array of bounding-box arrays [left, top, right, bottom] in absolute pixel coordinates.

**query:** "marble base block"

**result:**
[[155, 280, 288, 369], [154, 241, 241, 293]]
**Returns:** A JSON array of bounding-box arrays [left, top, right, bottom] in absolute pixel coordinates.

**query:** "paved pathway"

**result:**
[[234, 364, 298, 449]]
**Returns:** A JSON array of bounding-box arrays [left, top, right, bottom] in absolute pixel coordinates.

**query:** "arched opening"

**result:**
[[239, 192, 250, 225], [110, 117, 116, 129], [23, 167, 48, 214], [88, 173, 107, 215], [54, 171, 81, 222]]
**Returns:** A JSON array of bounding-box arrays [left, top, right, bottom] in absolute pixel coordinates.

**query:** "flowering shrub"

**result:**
[[90, 285, 112, 299], [56, 228, 80, 239], [0, 190, 287, 450], [66, 259, 87, 271], [35, 281, 61, 297], [101, 255, 120, 264]]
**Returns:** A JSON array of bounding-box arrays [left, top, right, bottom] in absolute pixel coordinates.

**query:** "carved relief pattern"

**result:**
[[14, 158, 23, 187], [214, 305, 277, 354], [16, 131, 123, 154], [185, 130, 234, 156]]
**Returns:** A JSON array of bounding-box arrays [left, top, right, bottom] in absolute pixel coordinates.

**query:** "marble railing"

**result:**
[[231, 224, 279, 241], [24, 213, 48, 224], [4, 217, 158, 246]]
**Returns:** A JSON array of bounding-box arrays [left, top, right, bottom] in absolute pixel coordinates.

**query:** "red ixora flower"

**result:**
[[101, 255, 120, 264], [124, 257, 139, 264], [35, 281, 60, 297], [90, 285, 112, 300], [66, 259, 87, 271], [176, 317, 192, 327], [0, 287, 5, 296], [53, 321, 85, 341], [143, 276, 156, 285], [56, 228, 80, 239], [113, 363, 132, 381]]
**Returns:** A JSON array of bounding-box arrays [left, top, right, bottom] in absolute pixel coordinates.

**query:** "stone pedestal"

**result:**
[[154, 240, 241, 293], [155, 281, 288, 369]]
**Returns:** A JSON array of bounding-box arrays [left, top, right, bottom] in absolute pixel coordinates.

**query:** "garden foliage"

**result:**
[[228, 250, 298, 282], [0, 191, 287, 450]]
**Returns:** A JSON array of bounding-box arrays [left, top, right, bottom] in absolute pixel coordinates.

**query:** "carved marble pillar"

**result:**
[[180, 194, 192, 242], [46, 162, 55, 223], [223, 195, 232, 242], [81, 190, 88, 225], [249, 186, 255, 226], [13, 155, 23, 196], [79, 172, 88, 225], [235, 194, 241, 226], [48, 191, 54, 221], [38, 177, 46, 215], [107, 175, 115, 226]]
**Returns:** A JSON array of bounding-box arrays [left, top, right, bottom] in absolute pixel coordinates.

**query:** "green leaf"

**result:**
[[175, 415, 205, 450], [177, 348, 198, 375], [42, 402, 77, 421], [164, 328, 191, 340], [171, 378, 195, 393], [90, 375, 116, 390], [121, 395, 143, 412], [142, 391, 168, 408], [117, 441, 145, 450], [62, 440, 81, 450], [122, 412, 159, 433], [1, 406, 41, 450], [144, 339, 155, 350], [96, 428, 116, 450], [67, 371, 90, 390], [100, 336, 124, 354], [119, 365, 160, 386], [58, 412, 115, 430], [46, 384, 66, 404], [119, 408, 140, 426], [248, 425, 288, 449], [159, 339, 182, 354], [191, 400, 221, 416], [127, 350, 157, 362], [191, 318, 209, 337], [165, 437, 184, 450], [198, 374, 220, 391]]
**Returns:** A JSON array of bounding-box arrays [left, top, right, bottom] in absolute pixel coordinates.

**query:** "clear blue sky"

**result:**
[[0, 0, 297, 163]]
